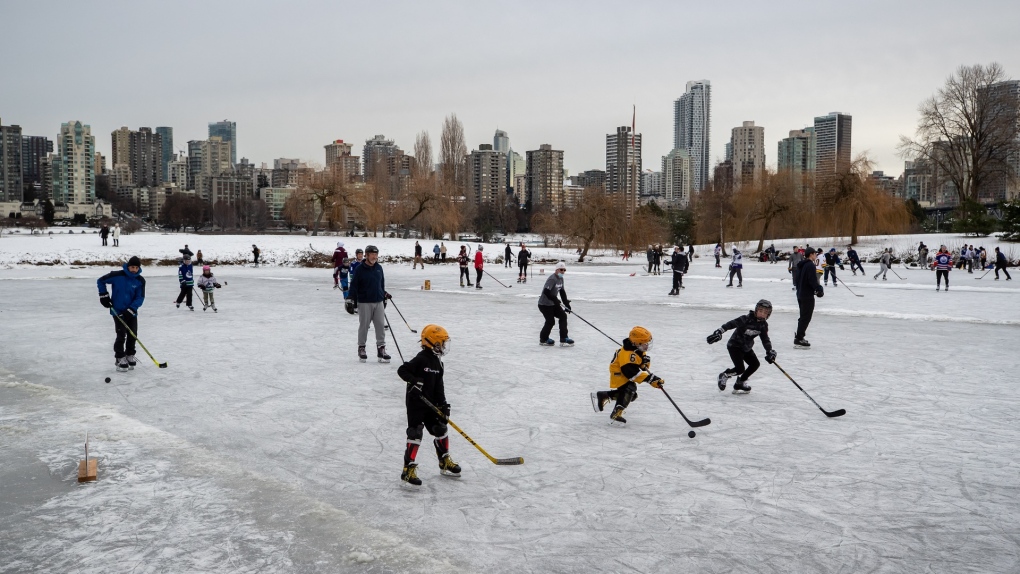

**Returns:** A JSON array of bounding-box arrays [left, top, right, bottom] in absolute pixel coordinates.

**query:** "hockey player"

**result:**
[[794, 248, 824, 348], [457, 245, 473, 287], [252, 244, 260, 267], [537, 261, 573, 346], [344, 248, 364, 306], [504, 243, 514, 268], [665, 245, 689, 295], [196, 265, 222, 312], [874, 248, 892, 280], [97, 256, 146, 372], [707, 299, 777, 394], [934, 245, 953, 291], [591, 326, 664, 425], [473, 244, 484, 289], [994, 246, 1012, 281], [347, 245, 392, 362], [846, 245, 864, 275], [823, 248, 840, 286], [517, 243, 532, 283], [332, 241, 349, 292], [397, 324, 460, 486], [714, 243, 722, 267], [726, 248, 743, 288], [413, 241, 424, 270], [175, 254, 195, 310]]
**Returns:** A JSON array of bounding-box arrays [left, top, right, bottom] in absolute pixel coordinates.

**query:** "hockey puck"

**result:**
[[688, 431, 696, 438], [105, 377, 111, 383]]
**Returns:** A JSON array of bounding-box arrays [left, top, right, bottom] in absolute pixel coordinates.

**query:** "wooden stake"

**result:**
[[78, 431, 97, 482]]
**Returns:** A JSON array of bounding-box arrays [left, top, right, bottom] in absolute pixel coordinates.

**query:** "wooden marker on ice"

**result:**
[[77, 431, 97, 482]]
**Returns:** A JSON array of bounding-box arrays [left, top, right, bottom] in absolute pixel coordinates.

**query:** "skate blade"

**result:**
[[608, 419, 627, 427], [793, 345, 811, 350], [732, 389, 751, 394], [559, 343, 574, 347], [359, 358, 367, 363], [590, 392, 605, 412], [399, 480, 422, 489], [440, 469, 462, 478], [378, 359, 391, 363]]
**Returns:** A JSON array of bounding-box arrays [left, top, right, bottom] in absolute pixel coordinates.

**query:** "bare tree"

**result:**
[[399, 130, 439, 230], [551, 187, 618, 262], [817, 154, 911, 245], [733, 169, 796, 252], [302, 170, 360, 236], [899, 63, 1019, 205], [282, 192, 313, 230]]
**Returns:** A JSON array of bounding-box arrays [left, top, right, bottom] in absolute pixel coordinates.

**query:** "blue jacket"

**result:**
[[97, 264, 146, 314], [348, 260, 386, 304], [178, 263, 194, 286]]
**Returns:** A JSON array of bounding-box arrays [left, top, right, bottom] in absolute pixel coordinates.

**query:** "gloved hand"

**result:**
[[345, 299, 356, 315], [564, 301, 572, 313], [766, 349, 777, 364], [384, 292, 392, 300], [815, 286, 824, 298], [707, 329, 723, 344], [214, 283, 222, 289], [179, 282, 185, 288], [440, 403, 451, 419], [408, 377, 423, 394], [648, 375, 665, 389], [641, 354, 651, 368], [99, 293, 112, 308], [123, 308, 136, 317]]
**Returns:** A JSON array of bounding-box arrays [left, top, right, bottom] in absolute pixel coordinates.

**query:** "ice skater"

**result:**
[[823, 248, 840, 286], [504, 243, 514, 268], [994, 247, 1012, 280], [196, 265, 222, 312], [537, 261, 572, 346], [707, 299, 777, 394], [874, 248, 892, 280], [457, 245, 472, 287], [591, 326, 664, 425], [252, 244, 260, 267], [473, 244, 484, 289], [97, 256, 146, 372], [347, 245, 391, 362], [934, 245, 953, 291], [665, 245, 689, 296], [517, 243, 531, 283], [727, 248, 743, 288], [332, 241, 349, 292], [397, 324, 460, 486], [175, 254, 195, 310], [112, 224, 120, 247], [794, 247, 824, 348], [846, 245, 864, 275]]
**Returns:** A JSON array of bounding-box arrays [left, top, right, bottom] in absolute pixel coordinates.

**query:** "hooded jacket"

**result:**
[[97, 263, 146, 314]]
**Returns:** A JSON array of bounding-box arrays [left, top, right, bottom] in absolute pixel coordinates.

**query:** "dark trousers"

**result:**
[[995, 265, 1011, 280], [824, 266, 838, 284], [475, 268, 483, 285], [459, 267, 472, 285], [936, 269, 949, 288], [607, 381, 638, 410], [672, 271, 684, 291], [539, 304, 568, 342], [505, 257, 513, 268], [728, 267, 742, 286], [102, 237, 108, 246], [796, 297, 815, 340], [519, 263, 528, 278], [725, 345, 760, 382], [176, 285, 193, 306], [404, 391, 448, 466], [113, 312, 137, 358], [850, 260, 864, 274]]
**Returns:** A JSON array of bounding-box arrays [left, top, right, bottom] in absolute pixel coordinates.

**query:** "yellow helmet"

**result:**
[[421, 324, 451, 355], [629, 326, 652, 346]]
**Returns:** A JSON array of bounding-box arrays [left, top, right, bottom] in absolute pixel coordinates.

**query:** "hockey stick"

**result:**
[[570, 311, 621, 346], [659, 387, 711, 428], [384, 313, 406, 363], [387, 299, 417, 333], [413, 391, 524, 466], [840, 282, 864, 297], [889, 268, 906, 280], [976, 269, 992, 279], [191, 287, 207, 310], [483, 269, 512, 288], [110, 311, 167, 368], [308, 243, 328, 256], [773, 362, 845, 418]]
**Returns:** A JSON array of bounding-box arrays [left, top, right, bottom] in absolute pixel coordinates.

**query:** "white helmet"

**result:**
[[337, 241, 344, 248]]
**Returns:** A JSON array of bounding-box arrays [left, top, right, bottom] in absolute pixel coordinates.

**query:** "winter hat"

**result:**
[[337, 241, 344, 248], [555, 261, 567, 271], [203, 265, 211, 272], [477, 245, 484, 251], [365, 245, 379, 254], [127, 256, 142, 268], [183, 254, 192, 261], [829, 248, 836, 253]]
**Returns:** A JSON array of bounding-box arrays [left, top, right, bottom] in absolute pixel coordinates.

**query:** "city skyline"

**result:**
[[2, 2, 1019, 180]]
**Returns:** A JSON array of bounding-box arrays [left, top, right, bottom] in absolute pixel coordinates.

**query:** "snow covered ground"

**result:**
[[1, 232, 1019, 573]]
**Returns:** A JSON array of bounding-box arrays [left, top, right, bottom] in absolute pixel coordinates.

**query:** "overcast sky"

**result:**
[[3, 1, 1019, 178]]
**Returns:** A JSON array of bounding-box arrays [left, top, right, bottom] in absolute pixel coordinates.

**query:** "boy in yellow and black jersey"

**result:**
[[590, 326, 664, 425]]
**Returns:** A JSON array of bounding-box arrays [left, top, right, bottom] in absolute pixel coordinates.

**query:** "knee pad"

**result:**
[[429, 423, 448, 438], [406, 424, 424, 441]]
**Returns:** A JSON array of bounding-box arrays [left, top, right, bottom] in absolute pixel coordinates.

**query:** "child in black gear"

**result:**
[[396, 324, 460, 486], [708, 299, 777, 394]]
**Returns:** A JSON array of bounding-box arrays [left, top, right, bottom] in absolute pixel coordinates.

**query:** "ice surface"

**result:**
[[1, 232, 1019, 573]]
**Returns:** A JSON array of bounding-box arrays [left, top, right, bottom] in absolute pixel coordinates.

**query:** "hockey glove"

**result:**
[[99, 293, 112, 308], [408, 378, 423, 394], [384, 292, 392, 300], [765, 349, 777, 364], [815, 286, 824, 298], [440, 403, 451, 419], [345, 299, 356, 315], [641, 354, 650, 368], [214, 283, 222, 289], [564, 301, 572, 313], [648, 375, 665, 389], [707, 329, 723, 344], [123, 308, 136, 317]]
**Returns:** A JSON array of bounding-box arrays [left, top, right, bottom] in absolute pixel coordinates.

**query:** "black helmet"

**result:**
[[755, 299, 772, 318], [365, 245, 379, 254]]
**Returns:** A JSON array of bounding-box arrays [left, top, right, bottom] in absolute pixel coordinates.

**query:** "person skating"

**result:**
[[112, 224, 120, 247], [933, 245, 953, 291], [707, 299, 777, 394], [646, 245, 654, 273], [397, 324, 460, 486], [874, 248, 891, 280], [517, 243, 531, 283], [846, 245, 864, 275], [823, 248, 840, 287], [332, 241, 350, 292], [345, 248, 364, 304], [473, 244, 484, 289], [537, 261, 572, 346], [179, 244, 194, 260], [348, 245, 391, 362], [788, 245, 803, 290], [591, 326, 663, 425], [651, 245, 662, 275], [714, 243, 722, 267], [994, 247, 1012, 280], [794, 248, 824, 348], [457, 245, 472, 287], [252, 244, 260, 267], [175, 254, 195, 310], [688, 244, 695, 265], [97, 256, 146, 372], [504, 243, 514, 268], [413, 241, 424, 269], [665, 245, 689, 296], [196, 265, 222, 312], [727, 248, 743, 288]]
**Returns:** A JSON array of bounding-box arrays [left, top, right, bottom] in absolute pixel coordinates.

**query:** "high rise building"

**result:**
[[674, 80, 711, 193], [507, 149, 525, 195], [325, 139, 361, 183], [187, 140, 203, 191], [526, 144, 564, 211], [640, 169, 662, 197], [156, 127, 173, 180], [111, 126, 132, 169], [606, 126, 642, 218], [51, 121, 95, 205], [93, 151, 106, 176], [325, 140, 353, 166], [197, 136, 232, 201], [813, 112, 852, 183], [208, 120, 237, 165], [493, 130, 509, 154], [777, 128, 817, 195], [980, 80, 1020, 201], [21, 135, 53, 187], [363, 135, 400, 181], [0, 118, 24, 203], [168, 154, 188, 191], [129, 127, 163, 187], [467, 144, 508, 206], [730, 121, 765, 188], [662, 149, 692, 208], [571, 169, 607, 191]]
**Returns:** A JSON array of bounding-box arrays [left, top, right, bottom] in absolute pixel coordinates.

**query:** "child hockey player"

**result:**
[[591, 326, 664, 425], [823, 248, 840, 286], [707, 299, 777, 394], [726, 248, 743, 288], [344, 248, 365, 311], [665, 245, 689, 295], [97, 256, 146, 372], [934, 245, 953, 291], [175, 254, 195, 310], [457, 245, 473, 287], [397, 324, 460, 486], [196, 265, 222, 312], [332, 241, 349, 293]]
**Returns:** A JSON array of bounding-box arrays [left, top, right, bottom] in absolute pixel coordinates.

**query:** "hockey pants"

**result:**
[[175, 285, 193, 307], [607, 381, 638, 411], [726, 346, 760, 382], [404, 392, 449, 466]]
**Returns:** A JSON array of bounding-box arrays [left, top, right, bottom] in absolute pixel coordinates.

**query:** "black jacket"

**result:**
[[398, 348, 447, 408], [721, 311, 773, 353], [348, 260, 386, 304], [518, 248, 531, 265], [665, 252, 689, 273], [795, 259, 823, 301], [414, 244, 422, 256]]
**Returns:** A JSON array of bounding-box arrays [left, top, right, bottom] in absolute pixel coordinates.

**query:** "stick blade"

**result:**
[[495, 457, 524, 465], [687, 417, 712, 428], [158, 362, 168, 368], [825, 408, 846, 418]]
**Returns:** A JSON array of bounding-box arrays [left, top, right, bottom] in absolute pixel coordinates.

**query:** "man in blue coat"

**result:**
[[98, 256, 146, 371], [347, 245, 392, 363]]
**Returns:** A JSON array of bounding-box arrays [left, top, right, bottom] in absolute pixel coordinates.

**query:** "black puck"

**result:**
[[688, 430, 696, 438], [105, 377, 111, 383]]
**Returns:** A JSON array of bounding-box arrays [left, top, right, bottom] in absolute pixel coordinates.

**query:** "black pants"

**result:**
[[519, 263, 528, 278], [850, 260, 864, 274], [176, 285, 193, 306], [254, 254, 260, 267], [824, 266, 837, 284], [102, 237, 108, 246], [113, 312, 137, 358], [796, 297, 815, 340], [404, 391, 448, 465], [505, 257, 513, 268], [936, 269, 949, 288], [726, 345, 760, 382], [728, 267, 742, 286], [539, 304, 568, 342], [672, 271, 684, 291], [607, 381, 638, 410], [459, 267, 472, 285], [995, 265, 1011, 280]]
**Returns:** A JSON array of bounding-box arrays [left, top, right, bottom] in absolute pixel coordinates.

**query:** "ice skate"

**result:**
[[794, 338, 811, 349], [717, 371, 731, 391], [540, 339, 555, 346], [400, 464, 422, 487], [116, 357, 129, 372], [377, 345, 391, 363], [126, 355, 137, 370], [732, 380, 752, 394], [591, 391, 611, 412], [438, 454, 461, 477], [358, 345, 367, 362], [189, 305, 195, 311], [175, 302, 180, 308], [212, 306, 217, 313], [560, 338, 574, 347], [609, 406, 627, 426]]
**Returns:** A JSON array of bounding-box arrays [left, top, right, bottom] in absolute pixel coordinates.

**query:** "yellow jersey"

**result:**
[[608, 345, 651, 389]]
